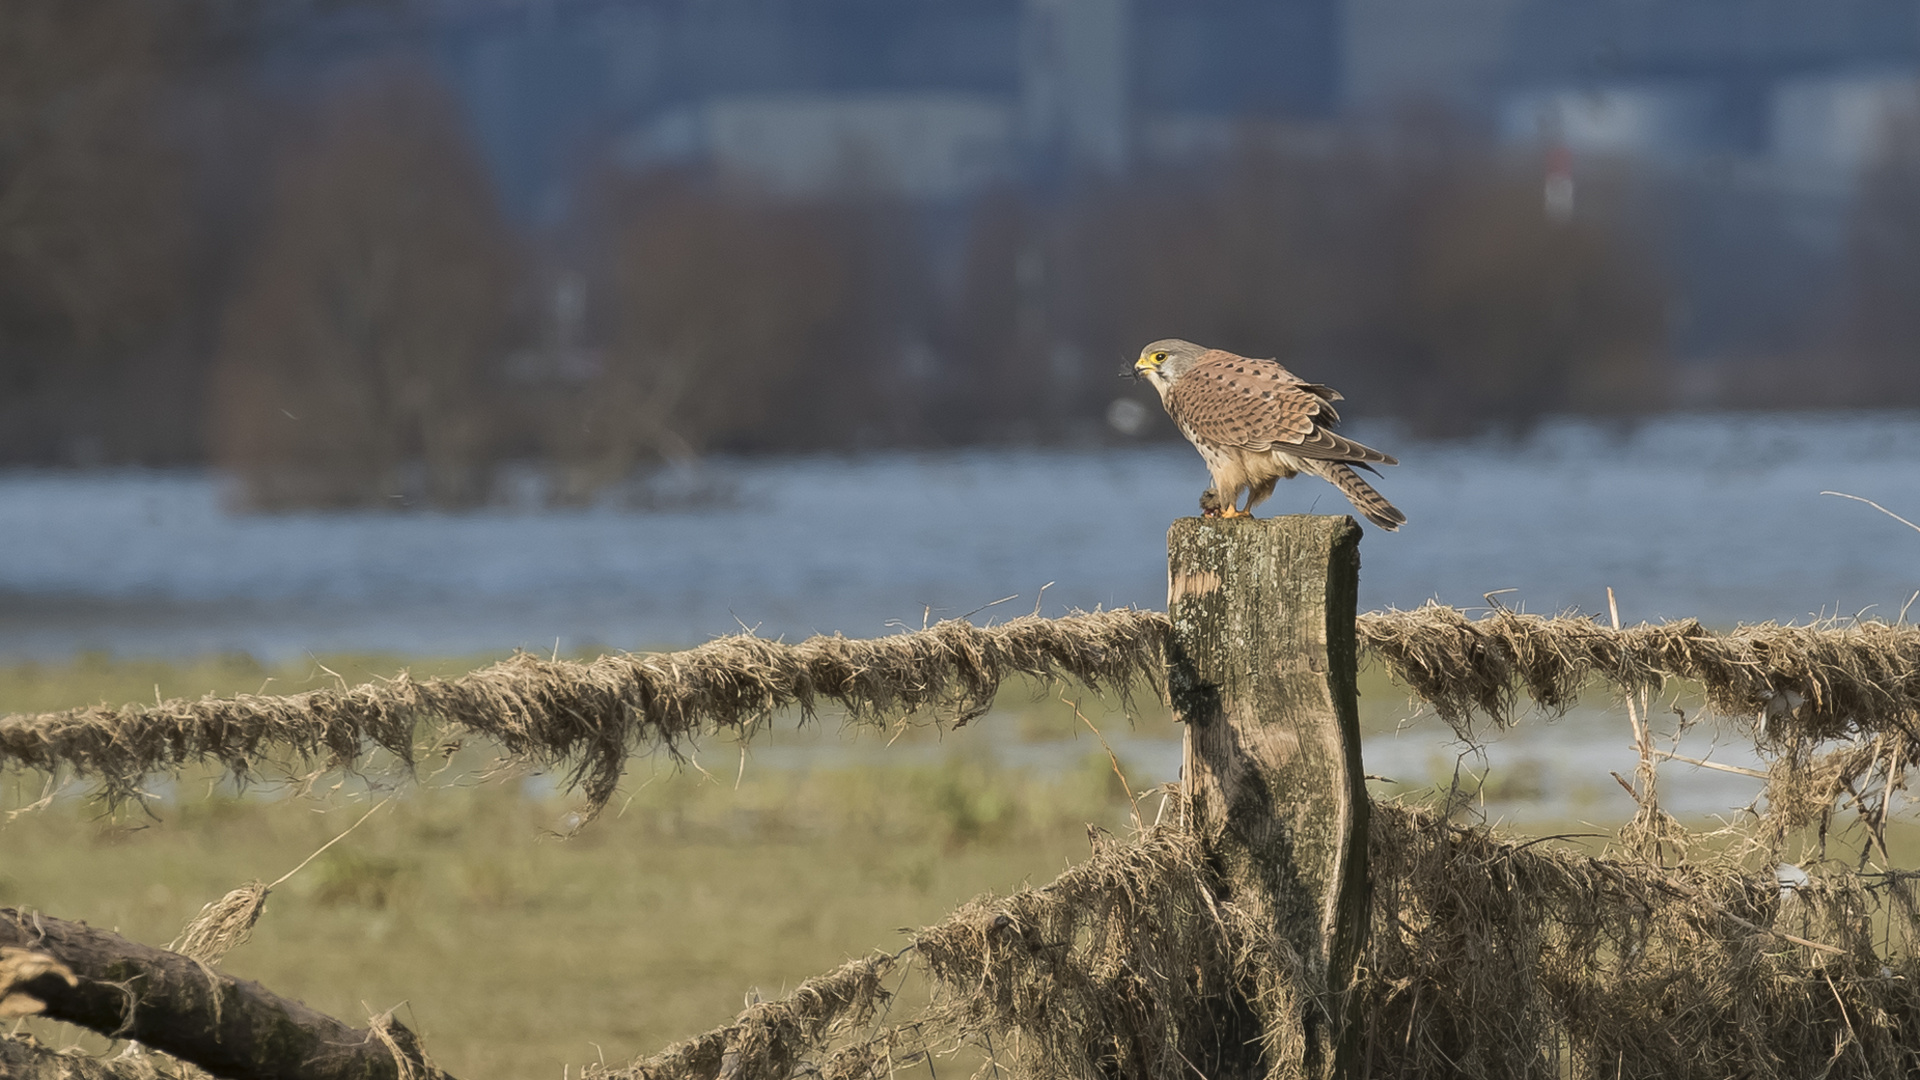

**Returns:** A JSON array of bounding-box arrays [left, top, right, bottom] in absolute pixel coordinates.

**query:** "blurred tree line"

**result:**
[[208, 96, 1675, 508], [1, 0, 204, 465], [6, 5, 1918, 508]]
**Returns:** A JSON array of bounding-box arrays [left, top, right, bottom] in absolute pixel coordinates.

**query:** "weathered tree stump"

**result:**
[[1168, 515, 1369, 1079]]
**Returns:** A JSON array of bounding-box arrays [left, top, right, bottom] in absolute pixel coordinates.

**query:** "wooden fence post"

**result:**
[[1168, 515, 1369, 1079]]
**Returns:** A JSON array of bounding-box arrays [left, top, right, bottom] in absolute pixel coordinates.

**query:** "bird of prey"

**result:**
[[1131, 339, 1406, 530]]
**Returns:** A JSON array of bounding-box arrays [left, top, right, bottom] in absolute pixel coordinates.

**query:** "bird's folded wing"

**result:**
[[1169, 357, 1394, 465]]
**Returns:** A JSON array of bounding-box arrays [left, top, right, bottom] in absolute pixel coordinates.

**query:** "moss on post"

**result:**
[[1168, 514, 1369, 1079]]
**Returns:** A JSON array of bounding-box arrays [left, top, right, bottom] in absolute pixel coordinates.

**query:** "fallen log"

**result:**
[[0, 909, 451, 1080]]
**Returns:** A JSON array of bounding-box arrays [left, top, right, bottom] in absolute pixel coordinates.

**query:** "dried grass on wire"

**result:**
[[8, 601, 1920, 1078], [587, 798, 1920, 1080], [6, 605, 1920, 815]]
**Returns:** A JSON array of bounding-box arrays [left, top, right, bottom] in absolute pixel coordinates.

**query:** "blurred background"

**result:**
[[14, 0, 1920, 477], [9, 6, 1920, 1076], [5, 0, 1920, 657]]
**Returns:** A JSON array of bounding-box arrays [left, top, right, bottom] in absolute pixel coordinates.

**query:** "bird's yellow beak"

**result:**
[[1132, 355, 1158, 374]]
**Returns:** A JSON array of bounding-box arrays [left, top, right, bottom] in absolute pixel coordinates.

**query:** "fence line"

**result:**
[[0, 609, 1164, 811], [10, 563, 1920, 1080], [5, 605, 1920, 810], [1359, 605, 1920, 739]]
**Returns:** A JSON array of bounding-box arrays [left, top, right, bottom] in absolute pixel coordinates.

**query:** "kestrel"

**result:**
[[1132, 339, 1406, 530]]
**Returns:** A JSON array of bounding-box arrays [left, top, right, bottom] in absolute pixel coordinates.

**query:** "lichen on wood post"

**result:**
[[1167, 514, 1369, 1079]]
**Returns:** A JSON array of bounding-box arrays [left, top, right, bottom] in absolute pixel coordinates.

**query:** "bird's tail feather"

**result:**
[[1316, 461, 1406, 531]]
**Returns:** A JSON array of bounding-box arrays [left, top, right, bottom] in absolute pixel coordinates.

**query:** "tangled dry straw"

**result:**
[[0, 610, 1165, 812], [612, 954, 897, 1080], [6, 605, 1920, 812], [1361, 803, 1920, 1079], [597, 827, 1288, 1080], [10, 606, 1920, 1078], [1358, 605, 1920, 742], [599, 804, 1920, 1080]]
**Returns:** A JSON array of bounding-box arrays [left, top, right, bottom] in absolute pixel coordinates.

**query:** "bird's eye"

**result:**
[[1154, 353, 1166, 362]]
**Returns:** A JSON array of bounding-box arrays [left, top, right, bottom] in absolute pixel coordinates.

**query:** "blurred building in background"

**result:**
[[408, 0, 1340, 213], [7, 0, 1920, 500], [345, 0, 1920, 210]]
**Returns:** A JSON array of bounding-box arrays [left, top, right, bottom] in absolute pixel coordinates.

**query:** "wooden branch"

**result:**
[[0, 908, 453, 1080], [1168, 515, 1369, 1080]]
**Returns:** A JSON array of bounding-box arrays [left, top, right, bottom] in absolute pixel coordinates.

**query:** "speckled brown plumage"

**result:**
[[1165, 350, 1393, 465], [1133, 339, 1406, 529]]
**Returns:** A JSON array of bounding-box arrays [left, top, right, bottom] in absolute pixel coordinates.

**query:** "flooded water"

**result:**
[[11, 409, 1909, 824], [2, 410, 1918, 661]]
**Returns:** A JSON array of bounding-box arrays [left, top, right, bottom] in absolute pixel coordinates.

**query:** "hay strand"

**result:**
[[606, 955, 896, 1080], [594, 826, 1271, 1080], [0, 610, 1167, 813], [6, 606, 1920, 816], [1359, 802, 1920, 1078], [167, 883, 268, 968], [603, 802, 1920, 1080], [1357, 605, 1920, 742], [169, 797, 392, 964]]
